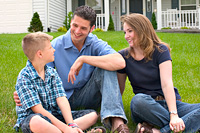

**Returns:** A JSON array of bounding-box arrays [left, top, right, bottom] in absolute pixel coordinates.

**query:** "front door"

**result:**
[[129, 0, 143, 14], [146, 0, 152, 21]]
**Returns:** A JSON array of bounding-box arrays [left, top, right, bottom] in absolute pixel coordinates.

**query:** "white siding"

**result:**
[[49, 0, 67, 32], [32, 0, 46, 31], [110, 0, 120, 31], [0, 0, 32, 33]]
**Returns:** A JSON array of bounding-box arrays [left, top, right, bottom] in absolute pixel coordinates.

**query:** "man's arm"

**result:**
[[14, 91, 22, 106], [68, 53, 125, 84]]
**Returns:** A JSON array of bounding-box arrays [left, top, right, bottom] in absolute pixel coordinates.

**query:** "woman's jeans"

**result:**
[[131, 93, 200, 133], [68, 68, 127, 129]]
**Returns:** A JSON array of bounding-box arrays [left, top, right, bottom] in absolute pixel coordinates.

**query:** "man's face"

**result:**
[[70, 15, 92, 45]]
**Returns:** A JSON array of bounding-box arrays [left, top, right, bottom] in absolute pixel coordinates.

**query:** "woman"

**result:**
[[117, 13, 200, 133]]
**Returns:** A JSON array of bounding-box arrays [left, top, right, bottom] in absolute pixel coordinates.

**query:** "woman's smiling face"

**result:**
[[123, 22, 137, 48]]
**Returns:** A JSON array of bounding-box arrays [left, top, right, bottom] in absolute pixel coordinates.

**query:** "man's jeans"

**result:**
[[68, 68, 128, 129], [131, 93, 200, 133]]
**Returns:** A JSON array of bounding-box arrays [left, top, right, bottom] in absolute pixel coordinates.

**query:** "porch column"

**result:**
[[67, 0, 72, 13], [104, 0, 109, 31], [44, 0, 48, 32], [199, 7, 200, 29], [157, 0, 162, 30]]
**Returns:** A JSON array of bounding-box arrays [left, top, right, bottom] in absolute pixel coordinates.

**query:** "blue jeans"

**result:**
[[131, 93, 200, 133], [68, 68, 127, 129]]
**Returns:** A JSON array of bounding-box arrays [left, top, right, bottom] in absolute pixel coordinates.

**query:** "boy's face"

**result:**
[[41, 40, 55, 63]]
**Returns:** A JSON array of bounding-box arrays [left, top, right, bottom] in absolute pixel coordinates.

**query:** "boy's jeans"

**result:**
[[131, 93, 200, 133], [68, 67, 128, 129]]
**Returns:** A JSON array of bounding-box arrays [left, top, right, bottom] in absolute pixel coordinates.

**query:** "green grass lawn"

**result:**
[[0, 31, 199, 132]]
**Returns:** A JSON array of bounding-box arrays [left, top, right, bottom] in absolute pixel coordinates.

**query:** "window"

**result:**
[[147, 0, 151, 12], [86, 0, 102, 14], [181, 0, 197, 10]]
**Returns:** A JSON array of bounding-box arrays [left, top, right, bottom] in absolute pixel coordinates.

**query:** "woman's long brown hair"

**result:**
[[121, 13, 170, 61]]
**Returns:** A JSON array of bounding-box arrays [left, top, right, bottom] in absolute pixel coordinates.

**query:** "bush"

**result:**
[[181, 26, 190, 29], [57, 26, 67, 32], [107, 15, 115, 31], [64, 11, 73, 30], [93, 28, 104, 32], [151, 12, 157, 30], [161, 27, 172, 29], [28, 12, 43, 32]]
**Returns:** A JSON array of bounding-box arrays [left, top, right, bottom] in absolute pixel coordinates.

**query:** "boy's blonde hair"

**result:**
[[22, 32, 53, 61]]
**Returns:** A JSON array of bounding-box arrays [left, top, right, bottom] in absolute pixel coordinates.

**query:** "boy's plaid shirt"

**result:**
[[15, 60, 66, 127]]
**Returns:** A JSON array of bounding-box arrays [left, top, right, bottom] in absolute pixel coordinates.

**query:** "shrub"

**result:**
[[93, 28, 104, 32], [107, 15, 115, 31], [161, 27, 171, 29], [57, 26, 67, 32], [28, 12, 43, 32], [151, 12, 157, 30], [64, 11, 73, 30], [181, 26, 190, 29]]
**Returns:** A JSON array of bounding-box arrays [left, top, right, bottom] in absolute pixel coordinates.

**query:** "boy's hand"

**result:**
[[75, 127, 84, 133], [13, 91, 22, 106], [63, 127, 83, 133]]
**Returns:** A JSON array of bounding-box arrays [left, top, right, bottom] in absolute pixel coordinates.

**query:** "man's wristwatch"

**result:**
[[169, 110, 178, 115]]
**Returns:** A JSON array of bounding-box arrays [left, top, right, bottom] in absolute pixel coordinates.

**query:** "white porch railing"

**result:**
[[162, 9, 200, 29], [95, 14, 105, 31]]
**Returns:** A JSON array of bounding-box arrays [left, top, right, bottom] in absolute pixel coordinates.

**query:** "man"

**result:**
[[14, 5, 129, 133]]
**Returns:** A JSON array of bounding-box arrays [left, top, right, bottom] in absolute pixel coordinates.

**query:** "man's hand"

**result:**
[[13, 91, 22, 106], [68, 57, 83, 84]]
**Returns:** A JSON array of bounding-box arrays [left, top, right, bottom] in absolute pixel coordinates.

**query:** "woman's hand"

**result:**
[[169, 114, 185, 132]]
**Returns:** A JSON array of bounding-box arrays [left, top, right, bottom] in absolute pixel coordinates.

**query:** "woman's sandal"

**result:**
[[134, 122, 153, 133], [112, 124, 129, 133], [87, 126, 107, 133]]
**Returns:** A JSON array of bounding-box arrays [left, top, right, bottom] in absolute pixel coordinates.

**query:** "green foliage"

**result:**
[[151, 12, 157, 29], [107, 15, 115, 31], [57, 26, 67, 32], [28, 12, 43, 32], [181, 26, 190, 29], [64, 11, 73, 30], [93, 28, 104, 32], [161, 27, 172, 29]]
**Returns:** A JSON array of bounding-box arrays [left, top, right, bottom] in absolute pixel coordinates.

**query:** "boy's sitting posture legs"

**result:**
[[74, 111, 99, 130], [29, 115, 61, 133]]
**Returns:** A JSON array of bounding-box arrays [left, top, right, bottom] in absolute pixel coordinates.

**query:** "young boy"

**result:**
[[14, 32, 100, 133]]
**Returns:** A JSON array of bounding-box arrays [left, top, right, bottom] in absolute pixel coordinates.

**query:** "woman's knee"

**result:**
[[131, 94, 151, 108]]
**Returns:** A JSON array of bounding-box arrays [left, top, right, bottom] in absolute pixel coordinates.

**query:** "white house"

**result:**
[[0, 0, 67, 33], [0, 0, 200, 33]]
